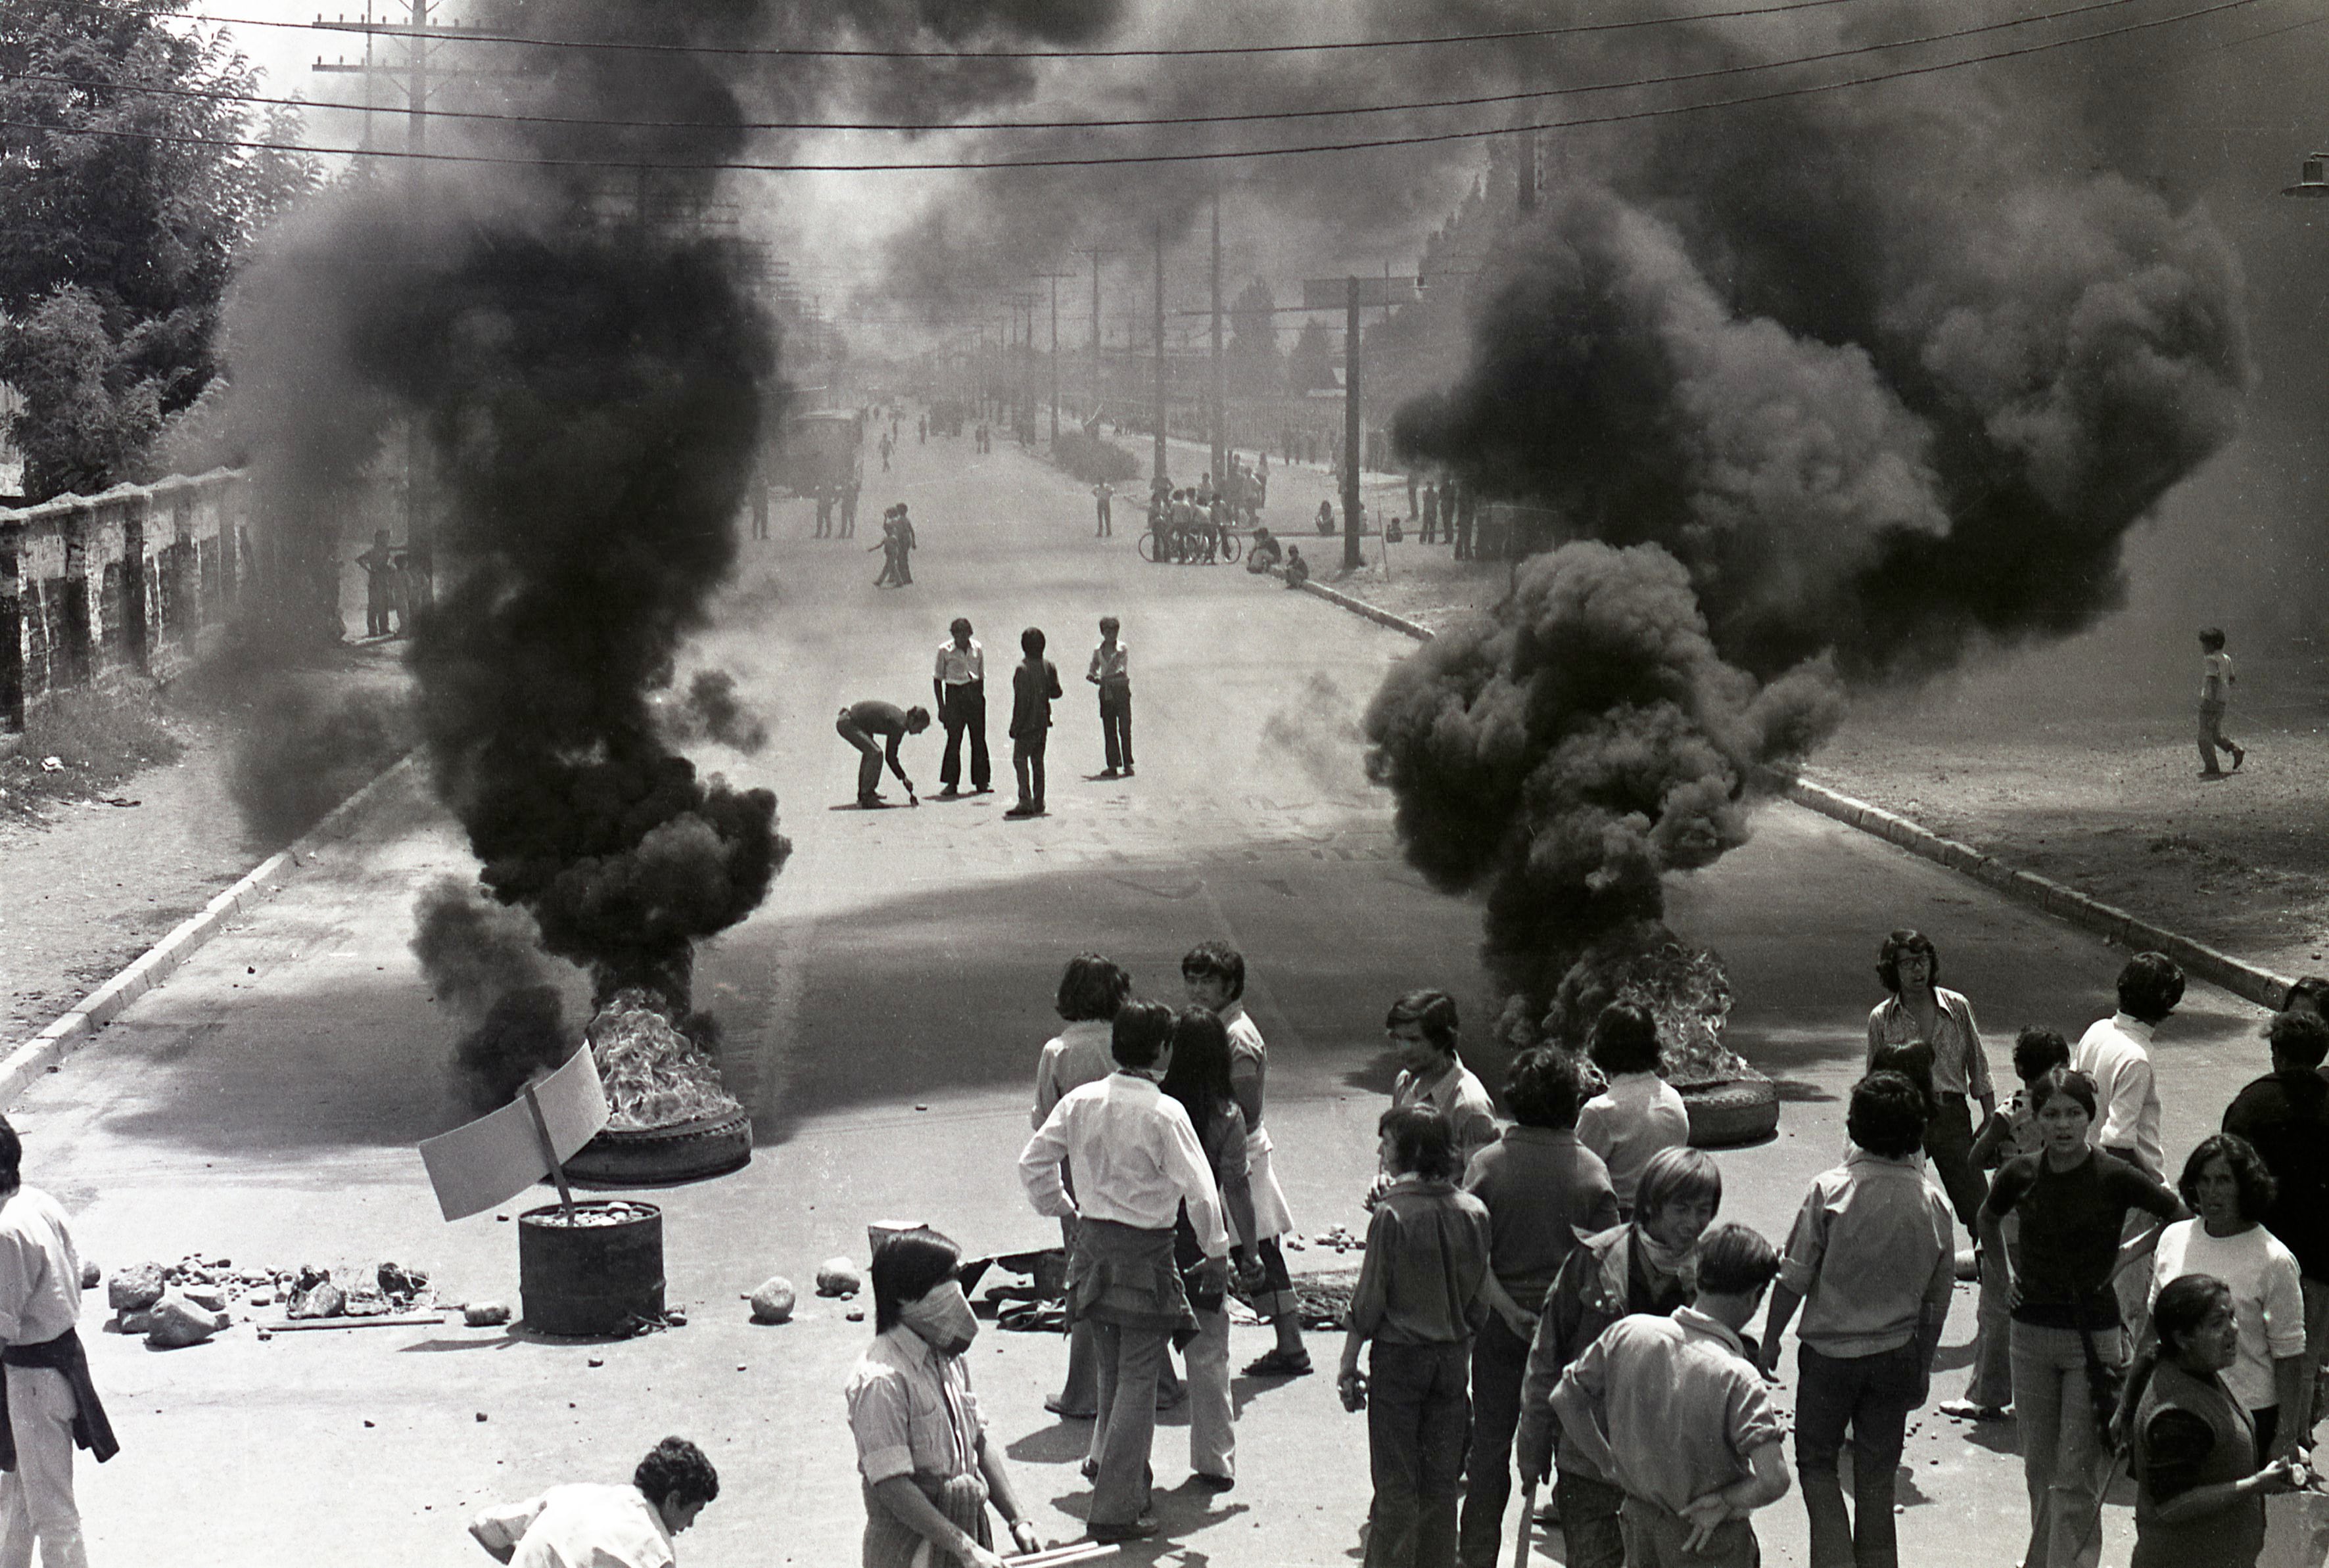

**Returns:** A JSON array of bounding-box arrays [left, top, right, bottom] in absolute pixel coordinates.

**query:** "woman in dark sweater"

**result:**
[[2120, 1273, 2303, 1568], [1979, 1067, 2187, 1568]]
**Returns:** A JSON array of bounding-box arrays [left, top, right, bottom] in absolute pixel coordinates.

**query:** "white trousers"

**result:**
[[0, 1367, 86, 1568]]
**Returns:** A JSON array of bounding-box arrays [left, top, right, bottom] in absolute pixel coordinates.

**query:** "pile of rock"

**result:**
[[100, 1255, 438, 1347]]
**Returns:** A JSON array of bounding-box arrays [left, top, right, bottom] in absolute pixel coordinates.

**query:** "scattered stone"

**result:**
[[78, 1261, 100, 1291], [464, 1302, 512, 1327], [340, 1287, 392, 1318], [750, 1278, 797, 1325], [247, 1292, 273, 1308], [108, 1263, 165, 1314], [116, 1310, 156, 1335], [845, 1308, 865, 1322], [665, 1308, 687, 1327], [815, 1258, 862, 1297], [378, 1262, 428, 1299], [587, 1358, 603, 1369], [181, 1286, 227, 1313], [364, 1420, 375, 1429], [476, 1412, 488, 1422], [287, 1281, 346, 1320], [145, 1293, 231, 1349]]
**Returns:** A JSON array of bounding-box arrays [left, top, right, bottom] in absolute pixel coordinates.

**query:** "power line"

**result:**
[[0, 0, 2260, 174], [61, 0, 1868, 60], [0, 0, 2159, 137]]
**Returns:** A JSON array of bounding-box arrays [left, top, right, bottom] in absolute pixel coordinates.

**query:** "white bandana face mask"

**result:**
[[901, 1279, 978, 1356]]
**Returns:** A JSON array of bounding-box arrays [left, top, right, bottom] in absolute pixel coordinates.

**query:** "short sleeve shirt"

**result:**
[[844, 1327, 987, 1487], [467, 1484, 676, 1568], [1557, 1308, 1785, 1515]]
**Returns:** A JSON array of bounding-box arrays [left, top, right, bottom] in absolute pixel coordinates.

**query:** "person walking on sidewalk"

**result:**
[[470, 1437, 718, 1567], [1020, 1002, 1231, 1545], [1757, 1071, 1956, 1568], [835, 700, 929, 808], [1006, 628, 1062, 819], [0, 1116, 118, 1568], [1340, 1106, 1493, 1568], [843, 1230, 1043, 1568], [933, 619, 991, 798], [1457, 1047, 1619, 1568], [1549, 1224, 1792, 1568], [1087, 618, 1133, 779]]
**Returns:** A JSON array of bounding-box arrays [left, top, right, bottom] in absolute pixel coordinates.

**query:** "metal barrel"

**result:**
[[517, 1201, 665, 1336]]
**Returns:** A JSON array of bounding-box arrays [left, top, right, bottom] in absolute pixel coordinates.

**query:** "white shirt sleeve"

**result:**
[[2265, 1245, 2309, 1359], [2097, 1051, 2152, 1156], [468, 1496, 547, 1557], [1019, 1104, 1078, 1220]]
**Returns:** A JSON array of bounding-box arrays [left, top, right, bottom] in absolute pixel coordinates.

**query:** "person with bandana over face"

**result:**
[[845, 1228, 1045, 1568]]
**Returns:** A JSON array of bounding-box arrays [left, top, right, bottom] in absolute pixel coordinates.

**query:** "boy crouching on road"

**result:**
[[1550, 1222, 1790, 1568]]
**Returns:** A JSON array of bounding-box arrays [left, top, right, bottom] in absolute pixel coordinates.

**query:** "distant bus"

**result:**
[[767, 409, 863, 496]]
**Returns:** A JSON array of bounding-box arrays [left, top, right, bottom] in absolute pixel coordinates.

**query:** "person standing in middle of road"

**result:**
[[1006, 628, 1062, 820], [1866, 927, 1998, 1230], [1094, 480, 1114, 538], [1381, 990, 1499, 1184], [1087, 617, 1133, 779], [2077, 951, 2184, 1335], [1020, 1001, 1231, 1544], [840, 475, 860, 539], [933, 618, 991, 798], [894, 504, 918, 586]]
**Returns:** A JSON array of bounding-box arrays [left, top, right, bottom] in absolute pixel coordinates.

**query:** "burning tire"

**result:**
[[563, 1107, 753, 1187], [1681, 1072, 1779, 1148]]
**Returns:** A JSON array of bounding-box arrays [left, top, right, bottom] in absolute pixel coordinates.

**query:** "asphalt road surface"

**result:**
[[8, 421, 2284, 1565]]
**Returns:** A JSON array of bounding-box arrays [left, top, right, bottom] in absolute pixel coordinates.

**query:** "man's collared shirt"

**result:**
[[934, 637, 984, 687], [1463, 1128, 1620, 1312], [468, 1485, 676, 1568], [845, 1325, 986, 1487], [0, 1186, 80, 1347], [2075, 1011, 2163, 1175], [1777, 1149, 1956, 1358], [1392, 1058, 1500, 1170], [1030, 1019, 1116, 1128], [1348, 1176, 1492, 1345], [1553, 1306, 1785, 1517], [1087, 641, 1130, 688], [1020, 1071, 1229, 1255], [1866, 988, 1995, 1100], [1576, 1071, 1692, 1211]]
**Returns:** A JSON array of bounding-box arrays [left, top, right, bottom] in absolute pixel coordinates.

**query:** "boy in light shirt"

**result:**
[[1576, 1002, 1691, 1218], [2196, 626, 2245, 779]]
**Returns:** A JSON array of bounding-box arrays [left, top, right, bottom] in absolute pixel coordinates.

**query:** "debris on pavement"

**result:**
[[750, 1278, 797, 1324], [814, 1258, 861, 1297]]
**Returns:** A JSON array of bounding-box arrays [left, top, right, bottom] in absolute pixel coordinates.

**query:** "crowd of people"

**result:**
[[807, 935, 2329, 1568]]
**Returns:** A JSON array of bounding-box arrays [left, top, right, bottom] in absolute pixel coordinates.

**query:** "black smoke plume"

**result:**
[[411, 877, 577, 1111], [1365, 542, 1841, 1009], [1373, 68, 2248, 1019], [659, 670, 771, 754]]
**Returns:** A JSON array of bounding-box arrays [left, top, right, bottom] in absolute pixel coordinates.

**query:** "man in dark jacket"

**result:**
[[1005, 628, 1062, 819], [2223, 1009, 2329, 1433]]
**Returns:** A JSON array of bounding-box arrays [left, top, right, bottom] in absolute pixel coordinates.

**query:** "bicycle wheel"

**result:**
[[1138, 531, 1161, 563], [1219, 532, 1243, 564]]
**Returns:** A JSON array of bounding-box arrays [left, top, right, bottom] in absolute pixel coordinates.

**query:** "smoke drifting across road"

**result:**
[[1371, 58, 2249, 1018]]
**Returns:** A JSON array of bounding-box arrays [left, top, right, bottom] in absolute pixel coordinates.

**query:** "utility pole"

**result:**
[[1344, 275, 1363, 572], [1151, 223, 1167, 488], [1210, 188, 1226, 491], [1035, 270, 1071, 442], [1075, 244, 1114, 422]]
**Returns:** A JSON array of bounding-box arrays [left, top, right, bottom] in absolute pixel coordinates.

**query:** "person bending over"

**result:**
[[837, 700, 929, 808], [470, 1438, 718, 1567]]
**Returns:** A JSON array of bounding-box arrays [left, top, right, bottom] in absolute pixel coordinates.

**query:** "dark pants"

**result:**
[[1014, 733, 1047, 809], [1089, 1321, 1165, 1527], [1795, 1341, 1921, 1568], [1558, 1471, 1629, 1568], [1099, 685, 1133, 772], [1096, 499, 1112, 536], [1925, 1092, 1985, 1230], [1621, 1495, 1760, 1567], [1365, 1339, 1472, 1568], [939, 681, 989, 791], [1459, 1315, 1528, 1568], [836, 714, 885, 802]]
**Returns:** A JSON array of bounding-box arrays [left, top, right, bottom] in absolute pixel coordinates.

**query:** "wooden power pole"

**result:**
[[1151, 224, 1166, 487]]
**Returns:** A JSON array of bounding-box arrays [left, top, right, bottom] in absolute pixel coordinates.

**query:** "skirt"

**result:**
[[1245, 1124, 1296, 1242]]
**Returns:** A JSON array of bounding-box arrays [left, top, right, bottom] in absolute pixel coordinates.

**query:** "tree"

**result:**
[[1225, 279, 1281, 397], [1288, 315, 1338, 396], [1, 3, 319, 500]]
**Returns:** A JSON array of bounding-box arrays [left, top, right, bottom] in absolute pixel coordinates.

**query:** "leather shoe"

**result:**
[[1087, 1516, 1159, 1544]]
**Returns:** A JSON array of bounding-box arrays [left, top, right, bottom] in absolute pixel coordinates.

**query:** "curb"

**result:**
[[1265, 569, 2299, 1012], [0, 753, 421, 1110], [1783, 774, 2297, 1012]]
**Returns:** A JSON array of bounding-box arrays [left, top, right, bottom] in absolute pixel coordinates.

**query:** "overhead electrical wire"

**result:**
[[51, 0, 1868, 60], [0, 0, 2261, 173], [3, 0, 2160, 137]]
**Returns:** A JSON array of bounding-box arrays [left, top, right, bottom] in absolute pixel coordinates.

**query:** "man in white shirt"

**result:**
[[933, 617, 991, 798], [2075, 951, 2184, 1330], [469, 1437, 718, 1567], [1022, 1002, 1229, 1543], [0, 1116, 114, 1568]]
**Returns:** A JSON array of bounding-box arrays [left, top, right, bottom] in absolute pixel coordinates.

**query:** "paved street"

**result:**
[[8, 424, 2284, 1565]]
